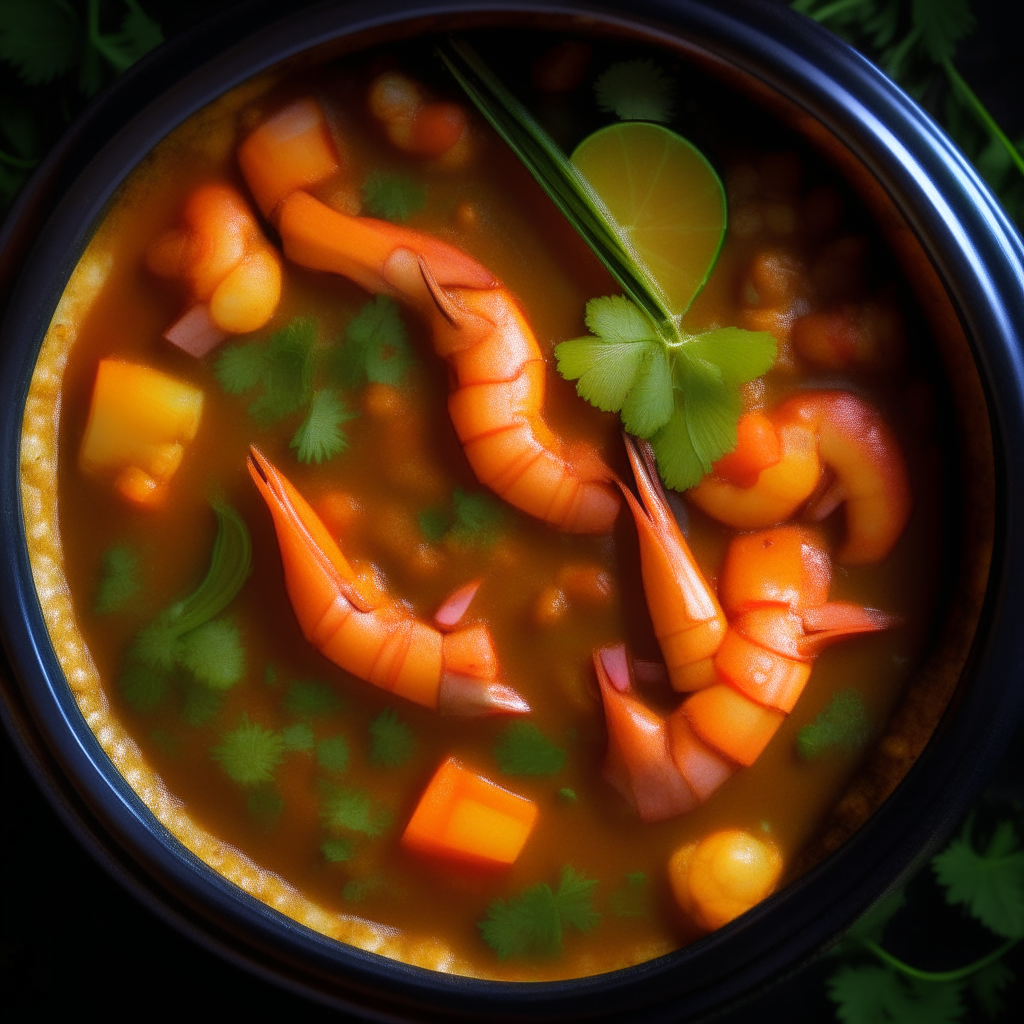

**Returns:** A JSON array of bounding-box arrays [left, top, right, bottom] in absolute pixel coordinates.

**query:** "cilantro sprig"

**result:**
[[361, 171, 426, 222], [439, 39, 777, 490], [493, 721, 566, 776], [796, 689, 871, 760], [594, 59, 674, 123], [93, 544, 140, 614], [369, 708, 416, 768], [418, 486, 507, 546], [478, 866, 601, 960], [119, 504, 251, 716], [212, 714, 284, 786], [331, 296, 415, 389]]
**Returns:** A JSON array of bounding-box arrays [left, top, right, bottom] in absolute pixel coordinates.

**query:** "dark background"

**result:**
[[1, 1, 1022, 1020]]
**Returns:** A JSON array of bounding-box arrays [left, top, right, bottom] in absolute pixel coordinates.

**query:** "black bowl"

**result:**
[[2, 2, 1023, 1020]]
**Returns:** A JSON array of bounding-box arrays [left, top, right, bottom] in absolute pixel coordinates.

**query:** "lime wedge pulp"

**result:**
[[571, 122, 726, 318]]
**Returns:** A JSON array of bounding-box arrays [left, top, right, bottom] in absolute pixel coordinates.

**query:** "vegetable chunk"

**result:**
[[79, 360, 203, 507], [401, 756, 538, 867]]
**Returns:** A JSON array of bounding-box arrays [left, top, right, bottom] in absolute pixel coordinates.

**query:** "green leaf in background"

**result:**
[[0, 0, 82, 86]]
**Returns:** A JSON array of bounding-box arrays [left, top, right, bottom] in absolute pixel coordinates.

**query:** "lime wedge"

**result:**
[[571, 122, 726, 318]]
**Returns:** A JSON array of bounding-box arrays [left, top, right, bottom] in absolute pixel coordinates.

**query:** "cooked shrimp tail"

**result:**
[[619, 435, 726, 691], [247, 446, 528, 716]]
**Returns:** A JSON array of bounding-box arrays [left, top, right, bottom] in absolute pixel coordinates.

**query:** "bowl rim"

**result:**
[[2, 0, 1024, 1019]]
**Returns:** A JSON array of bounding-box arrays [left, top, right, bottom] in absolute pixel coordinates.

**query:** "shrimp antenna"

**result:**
[[417, 255, 462, 327]]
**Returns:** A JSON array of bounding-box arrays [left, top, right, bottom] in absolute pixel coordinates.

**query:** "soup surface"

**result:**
[[45, 31, 948, 979]]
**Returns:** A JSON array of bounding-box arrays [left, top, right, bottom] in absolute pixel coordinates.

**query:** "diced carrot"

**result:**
[[557, 563, 613, 606], [409, 102, 467, 157], [434, 579, 482, 630], [368, 72, 422, 123], [114, 467, 164, 508], [743, 249, 803, 307], [683, 684, 785, 766], [711, 412, 781, 487], [79, 361, 204, 506], [401, 756, 538, 867], [719, 526, 830, 616], [791, 309, 859, 370], [237, 98, 342, 220]]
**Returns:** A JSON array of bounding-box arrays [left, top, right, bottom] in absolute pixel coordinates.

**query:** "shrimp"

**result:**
[[600, 445, 897, 818], [236, 98, 621, 534], [146, 183, 282, 357], [688, 391, 912, 564], [247, 447, 529, 716]]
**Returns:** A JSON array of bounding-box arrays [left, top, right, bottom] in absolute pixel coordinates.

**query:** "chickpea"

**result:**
[[668, 829, 783, 931]]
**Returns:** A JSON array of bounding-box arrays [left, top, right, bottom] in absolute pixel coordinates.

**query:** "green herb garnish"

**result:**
[[290, 388, 358, 464], [280, 722, 315, 752], [494, 722, 566, 777], [439, 40, 776, 489], [933, 819, 1024, 940], [331, 295, 415, 388], [558, 787, 577, 803], [417, 507, 450, 543], [216, 317, 317, 424], [94, 544, 140, 614], [316, 735, 351, 774], [369, 709, 415, 768], [797, 689, 871, 760], [212, 714, 285, 786], [119, 504, 251, 713], [478, 866, 600, 960], [594, 59, 674, 123], [284, 679, 344, 718], [246, 784, 284, 828], [609, 871, 649, 918], [361, 171, 427, 222], [320, 786, 393, 837], [417, 487, 507, 545], [321, 838, 354, 863], [180, 680, 223, 727]]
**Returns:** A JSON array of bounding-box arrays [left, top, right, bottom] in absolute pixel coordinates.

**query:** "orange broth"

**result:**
[[53, 39, 947, 980]]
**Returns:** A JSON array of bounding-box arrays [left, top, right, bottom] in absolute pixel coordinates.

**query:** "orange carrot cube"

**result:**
[[79, 360, 203, 507], [401, 756, 538, 867]]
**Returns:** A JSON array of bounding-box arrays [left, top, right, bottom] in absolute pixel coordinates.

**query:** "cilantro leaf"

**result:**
[[417, 506, 451, 543], [321, 837, 354, 862], [321, 786, 392, 837], [594, 59, 674, 123], [175, 618, 244, 690], [932, 820, 1024, 938], [316, 735, 350, 774], [343, 877, 381, 902], [912, 0, 974, 64], [369, 708, 415, 768], [554, 866, 601, 933], [94, 544, 140, 614], [0, 0, 81, 86], [558, 787, 577, 802], [797, 689, 871, 760], [609, 871, 649, 918], [332, 296, 414, 388], [494, 721, 566, 776], [449, 487, 505, 544], [478, 866, 600, 960], [970, 960, 1015, 1021], [827, 964, 964, 1024], [361, 171, 426, 222], [284, 680, 344, 718], [556, 297, 776, 489], [216, 318, 317, 424], [212, 714, 285, 786], [246, 784, 284, 828], [280, 722, 314, 751], [92, 0, 163, 73], [180, 680, 223, 727], [290, 389, 358, 464], [120, 660, 168, 713]]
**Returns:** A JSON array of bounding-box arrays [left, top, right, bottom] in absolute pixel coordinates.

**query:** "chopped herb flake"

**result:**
[[120, 661, 167, 713], [494, 721, 566, 776], [417, 506, 451, 543], [797, 689, 871, 760], [212, 714, 285, 786], [285, 680, 344, 718], [343, 878, 379, 903], [246, 784, 284, 828], [321, 786, 392, 837], [479, 866, 600, 960], [369, 708, 415, 768], [175, 618, 245, 690], [180, 680, 223, 727], [558, 787, 578, 803], [94, 545, 140, 614], [362, 171, 427, 222], [609, 872, 649, 918], [280, 722, 315, 752], [332, 296, 415, 389], [316, 735, 351, 774], [290, 388, 358, 464], [322, 837, 354, 863], [594, 59, 675, 123]]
